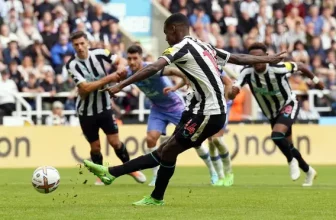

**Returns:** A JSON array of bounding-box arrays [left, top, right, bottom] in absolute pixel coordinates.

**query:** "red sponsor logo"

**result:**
[[281, 105, 293, 114], [184, 120, 197, 134]]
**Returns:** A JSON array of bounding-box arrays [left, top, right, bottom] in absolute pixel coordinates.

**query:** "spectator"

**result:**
[[75, 21, 94, 42], [285, 0, 306, 18], [170, 0, 193, 15], [35, 0, 54, 20], [292, 41, 310, 64], [0, 24, 18, 49], [240, 0, 259, 19], [325, 50, 336, 70], [23, 39, 50, 63], [5, 8, 21, 33], [0, 70, 18, 119], [107, 22, 122, 44], [91, 20, 107, 44], [18, 56, 39, 80], [286, 7, 304, 31], [50, 34, 74, 72], [58, 21, 70, 37], [271, 23, 291, 52], [211, 7, 226, 34], [3, 38, 22, 65], [16, 18, 43, 49], [271, 9, 285, 27], [52, 5, 68, 29], [237, 11, 257, 35], [6, 0, 24, 16], [89, 4, 118, 32], [189, 5, 210, 33], [304, 5, 324, 35], [320, 23, 332, 50], [21, 72, 40, 93], [298, 100, 320, 120], [8, 60, 24, 91], [289, 21, 307, 45], [41, 22, 58, 50], [56, 0, 76, 20], [322, 7, 336, 29], [72, 6, 91, 32], [0, 0, 8, 18], [37, 11, 55, 33], [308, 36, 326, 60], [224, 36, 243, 53], [45, 101, 68, 126]]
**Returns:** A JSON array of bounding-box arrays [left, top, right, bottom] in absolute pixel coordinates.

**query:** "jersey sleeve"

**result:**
[[97, 48, 118, 64], [210, 45, 231, 66], [273, 62, 298, 74], [66, 61, 86, 86], [159, 44, 188, 65], [233, 68, 250, 88]]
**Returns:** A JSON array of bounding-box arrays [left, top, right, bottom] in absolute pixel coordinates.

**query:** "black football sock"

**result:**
[[90, 151, 103, 165], [289, 144, 309, 172], [271, 132, 293, 163], [151, 160, 176, 201], [108, 151, 161, 177], [114, 142, 130, 163]]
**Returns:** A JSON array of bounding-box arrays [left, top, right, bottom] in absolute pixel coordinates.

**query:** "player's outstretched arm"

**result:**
[[296, 62, 324, 90], [221, 74, 233, 100], [228, 52, 287, 65], [76, 73, 124, 99], [162, 67, 190, 88], [107, 58, 169, 96]]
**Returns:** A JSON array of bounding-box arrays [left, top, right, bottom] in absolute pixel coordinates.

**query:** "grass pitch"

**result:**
[[0, 166, 335, 220]]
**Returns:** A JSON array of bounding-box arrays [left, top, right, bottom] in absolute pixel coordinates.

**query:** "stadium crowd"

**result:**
[[0, 0, 336, 125]]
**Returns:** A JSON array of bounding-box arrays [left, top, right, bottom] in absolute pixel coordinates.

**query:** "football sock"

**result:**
[[114, 142, 130, 163], [108, 151, 160, 177], [195, 144, 217, 176], [271, 132, 294, 163], [208, 141, 224, 179], [146, 146, 159, 177], [90, 151, 103, 165], [213, 137, 232, 175], [289, 144, 309, 172], [151, 160, 175, 200]]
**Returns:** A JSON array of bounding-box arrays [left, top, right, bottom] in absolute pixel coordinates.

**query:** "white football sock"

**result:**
[[208, 140, 224, 179], [146, 146, 159, 177], [195, 144, 217, 176], [213, 137, 232, 175]]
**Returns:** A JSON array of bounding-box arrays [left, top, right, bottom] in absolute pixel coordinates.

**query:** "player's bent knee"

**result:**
[[271, 132, 285, 141], [107, 135, 121, 149], [146, 135, 158, 148]]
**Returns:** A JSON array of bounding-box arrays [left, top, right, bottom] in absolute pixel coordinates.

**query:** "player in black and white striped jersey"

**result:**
[[66, 31, 146, 185], [231, 42, 324, 187], [83, 13, 287, 205]]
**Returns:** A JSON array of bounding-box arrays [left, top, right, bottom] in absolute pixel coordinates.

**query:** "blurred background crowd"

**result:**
[[0, 0, 336, 125]]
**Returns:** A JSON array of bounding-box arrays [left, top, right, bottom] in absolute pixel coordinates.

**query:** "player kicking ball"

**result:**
[[122, 45, 219, 186], [165, 66, 235, 186], [230, 42, 324, 186], [83, 13, 286, 206]]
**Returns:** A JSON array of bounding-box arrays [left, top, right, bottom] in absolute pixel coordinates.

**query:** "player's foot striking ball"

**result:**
[[85, 13, 287, 204]]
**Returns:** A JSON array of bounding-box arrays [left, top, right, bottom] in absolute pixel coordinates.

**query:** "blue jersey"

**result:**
[[126, 62, 185, 112]]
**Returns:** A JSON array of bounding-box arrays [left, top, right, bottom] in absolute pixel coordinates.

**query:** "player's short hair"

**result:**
[[248, 42, 267, 53], [70, 31, 87, 42], [164, 13, 189, 27], [127, 45, 143, 55]]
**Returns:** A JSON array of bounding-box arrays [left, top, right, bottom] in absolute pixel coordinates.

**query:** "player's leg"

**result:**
[[287, 129, 317, 186], [207, 138, 224, 182], [146, 109, 170, 186], [211, 129, 234, 187], [194, 143, 218, 184], [100, 110, 146, 183], [79, 115, 103, 185], [271, 102, 300, 181]]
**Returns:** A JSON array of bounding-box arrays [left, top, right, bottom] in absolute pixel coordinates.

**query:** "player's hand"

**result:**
[[106, 85, 122, 98], [228, 86, 240, 99], [163, 86, 176, 95], [315, 81, 324, 90], [181, 75, 190, 89], [269, 51, 287, 64], [115, 67, 127, 81]]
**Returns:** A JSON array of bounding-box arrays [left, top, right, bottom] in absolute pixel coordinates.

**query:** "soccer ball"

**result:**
[[32, 166, 60, 194]]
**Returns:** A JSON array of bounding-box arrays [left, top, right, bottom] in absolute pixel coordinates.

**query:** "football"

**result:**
[[32, 166, 60, 194]]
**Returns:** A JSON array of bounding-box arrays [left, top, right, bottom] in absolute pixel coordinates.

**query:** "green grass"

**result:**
[[0, 166, 336, 220]]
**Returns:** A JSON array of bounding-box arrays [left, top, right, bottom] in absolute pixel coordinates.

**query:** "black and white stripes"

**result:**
[[160, 36, 229, 115], [235, 62, 298, 120], [66, 48, 117, 116]]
